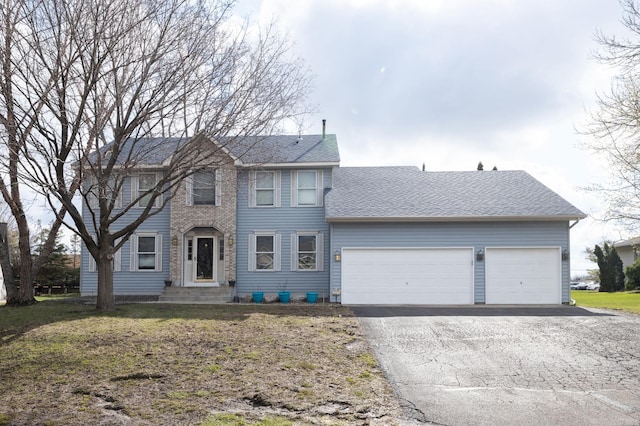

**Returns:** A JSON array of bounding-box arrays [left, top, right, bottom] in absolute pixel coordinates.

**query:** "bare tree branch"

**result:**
[[581, 0, 640, 232], [3, 0, 312, 310]]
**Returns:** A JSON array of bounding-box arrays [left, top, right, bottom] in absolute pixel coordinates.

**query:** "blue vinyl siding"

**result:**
[[329, 221, 572, 304], [80, 175, 171, 296], [235, 168, 332, 297]]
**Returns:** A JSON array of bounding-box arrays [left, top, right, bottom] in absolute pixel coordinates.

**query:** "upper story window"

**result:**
[[256, 171, 275, 206], [291, 170, 323, 207], [134, 172, 162, 208], [87, 176, 122, 209], [187, 169, 220, 206], [249, 170, 281, 208]]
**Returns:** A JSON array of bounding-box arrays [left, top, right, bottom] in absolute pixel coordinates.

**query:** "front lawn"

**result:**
[[0, 299, 404, 425], [571, 290, 640, 314]]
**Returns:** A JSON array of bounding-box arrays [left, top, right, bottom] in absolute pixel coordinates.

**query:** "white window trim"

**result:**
[[131, 172, 163, 208], [290, 170, 324, 207], [248, 232, 281, 272], [290, 232, 324, 272], [129, 233, 163, 272], [248, 170, 281, 208], [186, 169, 221, 206], [88, 235, 122, 272], [87, 177, 122, 209]]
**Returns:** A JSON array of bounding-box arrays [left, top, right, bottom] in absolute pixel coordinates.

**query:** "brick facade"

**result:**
[[169, 152, 237, 286]]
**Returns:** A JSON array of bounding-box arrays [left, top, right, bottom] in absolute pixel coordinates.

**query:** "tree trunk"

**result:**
[[6, 214, 35, 305], [0, 223, 15, 301], [96, 246, 115, 311]]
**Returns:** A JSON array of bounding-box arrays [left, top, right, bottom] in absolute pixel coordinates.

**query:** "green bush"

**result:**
[[625, 258, 640, 290]]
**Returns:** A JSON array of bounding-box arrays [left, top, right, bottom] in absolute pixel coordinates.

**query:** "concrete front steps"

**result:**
[[158, 286, 233, 304]]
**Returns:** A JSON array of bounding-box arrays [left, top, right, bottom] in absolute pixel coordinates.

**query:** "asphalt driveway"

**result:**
[[353, 306, 640, 426]]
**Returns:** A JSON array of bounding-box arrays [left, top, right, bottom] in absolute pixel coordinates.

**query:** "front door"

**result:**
[[194, 237, 215, 282]]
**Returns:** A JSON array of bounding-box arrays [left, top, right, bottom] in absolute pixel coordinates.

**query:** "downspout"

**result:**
[[569, 217, 582, 306]]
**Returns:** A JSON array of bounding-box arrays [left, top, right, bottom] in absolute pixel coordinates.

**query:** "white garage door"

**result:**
[[485, 247, 561, 304], [341, 248, 474, 305]]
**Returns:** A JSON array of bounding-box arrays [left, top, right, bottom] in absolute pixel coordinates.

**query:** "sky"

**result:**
[[232, 0, 631, 277]]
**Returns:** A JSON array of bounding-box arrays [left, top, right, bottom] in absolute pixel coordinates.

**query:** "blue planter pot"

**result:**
[[306, 292, 318, 304], [252, 292, 264, 303], [278, 291, 291, 304]]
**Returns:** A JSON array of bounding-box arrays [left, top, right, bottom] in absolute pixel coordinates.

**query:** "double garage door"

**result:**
[[341, 247, 561, 305]]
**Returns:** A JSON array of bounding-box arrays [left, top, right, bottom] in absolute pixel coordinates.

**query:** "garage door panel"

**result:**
[[486, 248, 561, 304], [341, 248, 474, 305]]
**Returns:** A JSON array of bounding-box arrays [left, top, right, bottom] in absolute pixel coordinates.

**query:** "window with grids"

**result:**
[[255, 235, 274, 270], [296, 170, 317, 206], [297, 235, 317, 270], [137, 236, 157, 270], [87, 177, 122, 209], [248, 233, 281, 271], [255, 171, 275, 206], [129, 234, 162, 272], [137, 173, 157, 208], [192, 170, 216, 205]]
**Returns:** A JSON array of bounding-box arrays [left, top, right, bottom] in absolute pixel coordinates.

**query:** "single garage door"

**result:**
[[341, 248, 474, 305], [485, 247, 561, 304]]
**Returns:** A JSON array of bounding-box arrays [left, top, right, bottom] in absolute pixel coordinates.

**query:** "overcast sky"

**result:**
[[233, 0, 631, 277]]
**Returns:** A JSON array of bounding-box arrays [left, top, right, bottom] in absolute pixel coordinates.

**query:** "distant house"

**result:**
[[614, 237, 640, 272], [80, 130, 586, 304]]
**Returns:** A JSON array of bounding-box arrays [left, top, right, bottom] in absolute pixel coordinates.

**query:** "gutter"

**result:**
[[325, 215, 588, 223], [569, 218, 582, 229]]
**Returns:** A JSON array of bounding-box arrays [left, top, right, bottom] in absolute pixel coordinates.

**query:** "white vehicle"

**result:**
[[586, 282, 600, 291]]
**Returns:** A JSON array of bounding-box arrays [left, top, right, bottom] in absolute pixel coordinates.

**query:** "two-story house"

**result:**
[[80, 131, 339, 300], [81, 127, 586, 305]]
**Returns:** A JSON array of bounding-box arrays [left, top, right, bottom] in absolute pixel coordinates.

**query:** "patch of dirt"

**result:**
[[0, 303, 417, 425]]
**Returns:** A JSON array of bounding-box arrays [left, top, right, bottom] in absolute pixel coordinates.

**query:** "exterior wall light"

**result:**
[[171, 235, 178, 246], [562, 249, 569, 261], [334, 250, 341, 262], [228, 235, 235, 246], [476, 249, 484, 262]]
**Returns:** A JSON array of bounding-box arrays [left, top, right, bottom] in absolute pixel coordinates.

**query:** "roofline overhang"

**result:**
[[236, 161, 340, 168], [325, 214, 588, 223], [614, 238, 640, 248]]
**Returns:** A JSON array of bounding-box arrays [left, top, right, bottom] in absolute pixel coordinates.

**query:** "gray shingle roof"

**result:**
[[94, 134, 340, 166], [325, 167, 586, 221], [227, 134, 340, 165]]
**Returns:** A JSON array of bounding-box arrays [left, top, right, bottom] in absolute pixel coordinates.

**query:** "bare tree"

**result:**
[[0, 0, 71, 305], [582, 0, 640, 230], [7, 0, 311, 310]]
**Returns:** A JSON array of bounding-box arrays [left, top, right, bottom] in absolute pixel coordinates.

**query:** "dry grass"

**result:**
[[0, 299, 408, 425]]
